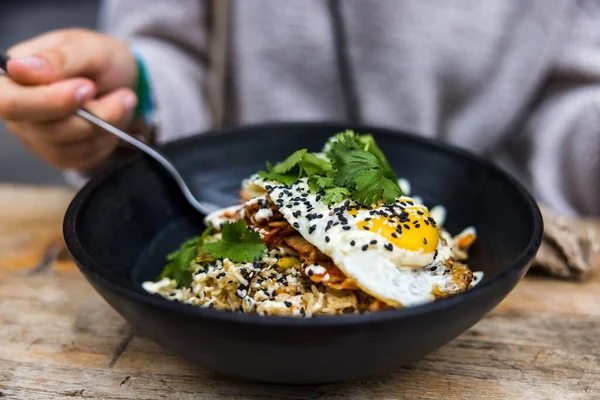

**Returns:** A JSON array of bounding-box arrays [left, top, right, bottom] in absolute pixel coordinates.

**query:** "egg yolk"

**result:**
[[355, 203, 439, 253]]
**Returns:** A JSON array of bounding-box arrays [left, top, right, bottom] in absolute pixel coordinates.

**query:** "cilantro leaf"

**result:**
[[307, 176, 321, 193], [258, 150, 308, 184], [257, 168, 301, 185], [300, 153, 332, 177], [203, 220, 266, 263], [159, 226, 219, 287], [353, 169, 402, 205], [329, 133, 402, 205], [316, 175, 335, 189], [271, 149, 307, 173], [330, 139, 378, 187], [160, 237, 200, 287], [323, 187, 351, 204]]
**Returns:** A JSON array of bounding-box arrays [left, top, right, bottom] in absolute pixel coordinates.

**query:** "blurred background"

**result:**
[[0, 0, 99, 183]]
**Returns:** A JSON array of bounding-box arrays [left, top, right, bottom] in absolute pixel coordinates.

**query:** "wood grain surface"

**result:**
[[0, 184, 599, 400]]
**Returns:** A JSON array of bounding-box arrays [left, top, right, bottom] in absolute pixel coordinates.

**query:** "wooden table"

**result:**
[[1, 184, 599, 400]]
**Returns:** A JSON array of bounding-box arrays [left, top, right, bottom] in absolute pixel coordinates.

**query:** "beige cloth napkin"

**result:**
[[532, 205, 600, 281]]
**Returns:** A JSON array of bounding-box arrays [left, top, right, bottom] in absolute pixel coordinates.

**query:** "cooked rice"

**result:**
[[143, 247, 380, 316]]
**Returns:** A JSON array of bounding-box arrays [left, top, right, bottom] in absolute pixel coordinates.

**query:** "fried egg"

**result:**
[[248, 176, 471, 307]]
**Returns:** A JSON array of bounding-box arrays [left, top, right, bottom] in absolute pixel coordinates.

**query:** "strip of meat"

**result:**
[[243, 195, 359, 290], [284, 235, 359, 290]]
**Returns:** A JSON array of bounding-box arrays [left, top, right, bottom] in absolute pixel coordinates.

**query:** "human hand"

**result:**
[[0, 28, 139, 171]]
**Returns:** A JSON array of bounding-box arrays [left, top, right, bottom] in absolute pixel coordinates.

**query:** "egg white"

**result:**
[[251, 177, 463, 307]]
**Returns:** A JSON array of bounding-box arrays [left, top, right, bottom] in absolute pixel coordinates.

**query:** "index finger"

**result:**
[[0, 75, 96, 122], [6, 29, 109, 86]]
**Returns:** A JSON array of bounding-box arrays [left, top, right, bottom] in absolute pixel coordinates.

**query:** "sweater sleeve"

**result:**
[[99, 0, 212, 143], [507, 0, 600, 217]]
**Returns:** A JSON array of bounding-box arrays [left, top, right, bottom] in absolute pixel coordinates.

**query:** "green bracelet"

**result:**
[[133, 53, 153, 122]]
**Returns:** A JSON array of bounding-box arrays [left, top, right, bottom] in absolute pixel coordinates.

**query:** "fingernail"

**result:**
[[13, 56, 45, 69], [123, 93, 138, 114], [75, 85, 95, 103]]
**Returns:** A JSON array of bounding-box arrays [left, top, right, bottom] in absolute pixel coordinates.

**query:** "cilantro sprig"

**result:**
[[159, 221, 266, 286], [160, 227, 215, 287], [258, 131, 402, 205], [327, 134, 402, 204], [203, 220, 266, 263]]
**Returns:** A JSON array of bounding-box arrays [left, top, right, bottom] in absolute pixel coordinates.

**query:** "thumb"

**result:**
[[7, 29, 111, 86]]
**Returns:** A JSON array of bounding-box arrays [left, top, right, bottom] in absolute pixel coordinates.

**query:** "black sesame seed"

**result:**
[[278, 192, 284, 199], [362, 244, 369, 251], [284, 301, 292, 308], [293, 222, 300, 228], [343, 226, 351, 230], [370, 240, 377, 245], [391, 233, 398, 238], [430, 266, 437, 271], [325, 236, 330, 243], [208, 303, 214, 309], [363, 226, 370, 231], [423, 238, 428, 245], [385, 243, 393, 251], [403, 224, 411, 230], [417, 210, 424, 215], [415, 224, 421, 228], [316, 195, 322, 202], [307, 270, 314, 276], [424, 220, 430, 226], [309, 225, 316, 234], [350, 240, 356, 246], [364, 217, 371, 221], [434, 250, 438, 259]]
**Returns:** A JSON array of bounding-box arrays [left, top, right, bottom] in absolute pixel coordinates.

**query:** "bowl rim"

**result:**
[[63, 121, 544, 327]]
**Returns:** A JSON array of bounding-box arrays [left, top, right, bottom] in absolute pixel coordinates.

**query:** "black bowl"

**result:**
[[63, 122, 543, 384]]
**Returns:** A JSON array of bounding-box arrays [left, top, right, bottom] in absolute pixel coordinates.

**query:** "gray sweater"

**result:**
[[97, 0, 600, 217]]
